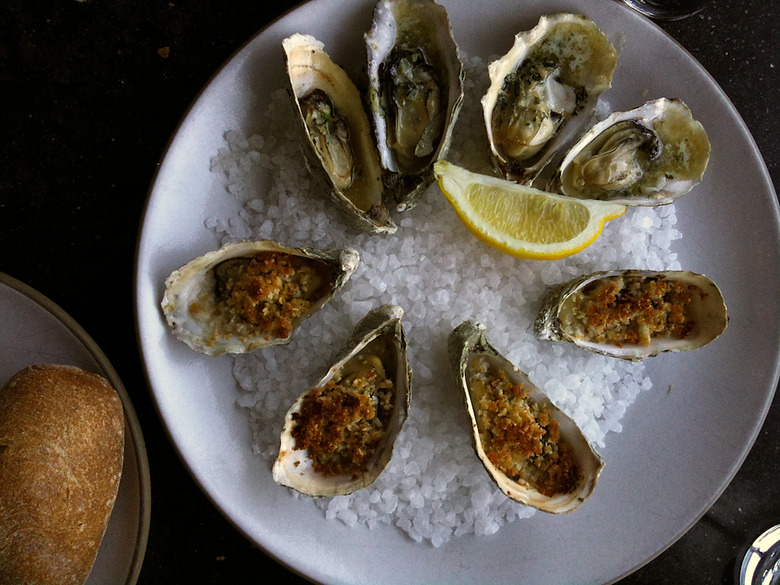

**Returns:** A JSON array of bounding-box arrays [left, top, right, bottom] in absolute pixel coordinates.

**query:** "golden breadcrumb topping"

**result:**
[[470, 359, 580, 497], [291, 353, 394, 478], [210, 251, 331, 340], [561, 275, 696, 346]]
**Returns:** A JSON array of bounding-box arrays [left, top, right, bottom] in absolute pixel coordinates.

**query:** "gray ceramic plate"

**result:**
[[0, 273, 151, 585], [135, 0, 780, 583]]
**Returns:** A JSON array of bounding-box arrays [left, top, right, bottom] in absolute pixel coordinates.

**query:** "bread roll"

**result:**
[[0, 364, 125, 585]]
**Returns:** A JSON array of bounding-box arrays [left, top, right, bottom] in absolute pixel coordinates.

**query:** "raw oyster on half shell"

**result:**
[[534, 270, 728, 360], [161, 240, 359, 356], [482, 14, 618, 185], [448, 320, 603, 513], [283, 33, 396, 234], [273, 305, 411, 496], [365, 0, 464, 211], [548, 98, 711, 205]]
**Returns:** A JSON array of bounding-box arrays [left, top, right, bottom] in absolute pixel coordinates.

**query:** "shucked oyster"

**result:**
[[273, 305, 411, 496], [482, 14, 618, 185], [161, 240, 359, 356], [283, 34, 396, 234], [534, 270, 728, 361], [448, 320, 603, 513], [548, 98, 711, 205], [366, 0, 464, 211]]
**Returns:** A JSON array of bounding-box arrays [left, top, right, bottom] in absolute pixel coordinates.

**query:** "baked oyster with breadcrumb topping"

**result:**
[[161, 240, 359, 356], [534, 269, 728, 360], [273, 305, 411, 496], [449, 320, 603, 513]]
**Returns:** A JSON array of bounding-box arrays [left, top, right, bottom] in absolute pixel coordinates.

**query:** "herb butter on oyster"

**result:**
[[366, 0, 464, 211], [161, 240, 359, 356], [273, 305, 411, 497], [448, 320, 603, 513], [283, 34, 396, 234], [482, 14, 618, 185], [548, 98, 711, 205]]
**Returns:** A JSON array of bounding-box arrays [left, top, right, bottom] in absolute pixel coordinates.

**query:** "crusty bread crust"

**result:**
[[0, 364, 124, 585]]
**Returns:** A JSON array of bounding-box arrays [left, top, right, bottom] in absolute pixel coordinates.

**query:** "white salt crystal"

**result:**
[[411, 301, 427, 320], [338, 509, 358, 528], [264, 392, 280, 413], [382, 491, 398, 514], [354, 497, 371, 517], [431, 529, 447, 548], [409, 491, 425, 509], [401, 475, 417, 488], [236, 392, 257, 408], [328, 496, 350, 513], [540, 262, 561, 285], [248, 134, 265, 149], [470, 487, 491, 510], [404, 461, 421, 477]]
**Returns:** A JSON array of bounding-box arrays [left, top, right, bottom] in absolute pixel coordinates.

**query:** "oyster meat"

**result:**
[[548, 98, 711, 205], [273, 305, 411, 496], [161, 240, 359, 356], [534, 270, 728, 360], [283, 33, 396, 234], [482, 14, 618, 185], [448, 320, 603, 513], [366, 0, 464, 211]]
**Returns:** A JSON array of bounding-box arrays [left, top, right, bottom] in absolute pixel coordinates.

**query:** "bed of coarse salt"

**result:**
[[206, 53, 683, 547]]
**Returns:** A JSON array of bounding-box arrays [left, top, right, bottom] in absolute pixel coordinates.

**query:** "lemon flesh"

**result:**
[[434, 161, 626, 260]]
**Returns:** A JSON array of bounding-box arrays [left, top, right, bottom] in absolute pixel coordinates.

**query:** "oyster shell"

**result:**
[[482, 14, 618, 185], [534, 270, 728, 360], [161, 240, 359, 356], [273, 305, 411, 496], [548, 98, 711, 205], [448, 320, 603, 513], [365, 0, 464, 211], [283, 34, 396, 234]]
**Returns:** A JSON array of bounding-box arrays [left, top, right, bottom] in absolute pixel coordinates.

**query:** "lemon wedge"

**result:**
[[434, 161, 627, 260]]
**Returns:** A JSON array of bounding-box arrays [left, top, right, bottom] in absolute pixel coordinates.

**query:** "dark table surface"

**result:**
[[1, 0, 777, 583]]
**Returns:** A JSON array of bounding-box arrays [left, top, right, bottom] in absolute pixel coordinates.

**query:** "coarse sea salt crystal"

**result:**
[[206, 51, 682, 547]]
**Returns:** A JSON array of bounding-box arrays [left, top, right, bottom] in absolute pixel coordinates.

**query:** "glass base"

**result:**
[[620, 0, 706, 20], [739, 525, 780, 585]]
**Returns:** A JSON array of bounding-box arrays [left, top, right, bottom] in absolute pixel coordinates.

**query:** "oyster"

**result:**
[[448, 321, 603, 513], [534, 270, 728, 360], [365, 0, 464, 211], [548, 98, 711, 205], [273, 305, 411, 496], [482, 14, 618, 185], [283, 34, 396, 234], [161, 240, 359, 356]]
